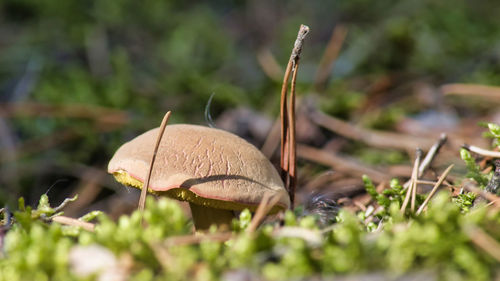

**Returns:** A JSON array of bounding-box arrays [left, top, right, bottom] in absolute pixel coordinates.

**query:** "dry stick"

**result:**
[[273, 227, 322, 247], [51, 216, 95, 232], [263, 25, 337, 158], [163, 232, 233, 247], [416, 179, 453, 188], [410, 149, 423, 212], [288, 58, 300, 206], [416, 164, 455, 215], [256, 48, 283, 82], [152, 233, 235, 271], [247, 192, 284, 233], [441, 83, 500, 100], [279, 59, 291, 184], [463, 144, 500, 158], [149, 241, 174, 270], [138, 111, 172, 211], [1, 112, 129, 164], [462, 183, 500, 208], [418, 133, 447, 177], [247, 194, 271, 233], [64, 171, 105, 216], [401, 149, 422, 213], [53, 196, 79, 213], [485, 201, 497, 208], [297, 144, 391, 183], [279, 24, 309, 208], [0, 102, 129, 125], [482, 165, 493, 174], [415, 180, 437, 185], [313, 25, 348, 91], [465, 226, 500, 262], [401, 134, 447, 189], [1, 129, 79, 163], [150, 234, 235, 271], [247, 193, 272, 233], [303, 170, 339, 191], [261, 118, 281, 158], [310, 110, 435, 151]]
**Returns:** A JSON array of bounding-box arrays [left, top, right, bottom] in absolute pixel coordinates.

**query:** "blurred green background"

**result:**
[[1, 0, 500, 213]]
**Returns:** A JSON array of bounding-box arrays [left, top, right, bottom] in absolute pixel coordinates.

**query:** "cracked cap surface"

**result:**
[[108, 124, 290, 212]]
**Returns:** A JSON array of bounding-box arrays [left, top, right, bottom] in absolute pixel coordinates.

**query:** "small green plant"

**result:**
[[487, 123, 500, 148], [2, 192, 500, 281], [452, 192, 477, 212], [363, 175, 425, 219], [460, 148, 490, 188]]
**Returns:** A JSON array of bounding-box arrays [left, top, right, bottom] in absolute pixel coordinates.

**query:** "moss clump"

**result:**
[[2, 187, 500, 281]]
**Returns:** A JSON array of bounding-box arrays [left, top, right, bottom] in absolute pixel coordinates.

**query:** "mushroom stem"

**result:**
[[188, 203, 235, 231]]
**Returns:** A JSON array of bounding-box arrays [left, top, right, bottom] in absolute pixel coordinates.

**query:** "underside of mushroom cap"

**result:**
[[108, 124, 290, 212]]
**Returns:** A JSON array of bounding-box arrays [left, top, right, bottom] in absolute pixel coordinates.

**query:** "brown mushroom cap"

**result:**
[[108, 124, 290, 212]]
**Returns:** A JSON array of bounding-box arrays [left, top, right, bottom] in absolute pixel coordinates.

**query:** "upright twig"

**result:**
[[401, 149, 422, 213], [280, 25, 309, 208], [288, 54, 299, 205], [139, 111, 172, 212], [410, 149, 423, 212], [400, 135, 447, 190]]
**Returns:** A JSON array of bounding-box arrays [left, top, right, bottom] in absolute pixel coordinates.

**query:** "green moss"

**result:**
[[460, 148, 490, 188], [2, 190, 500, 280]]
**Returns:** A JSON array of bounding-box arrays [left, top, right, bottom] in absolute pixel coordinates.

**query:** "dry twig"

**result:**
[[416, 179, 453, 188], [303, 170, 340, 191], [163, 232, 233, 247], [273, 227, 322, 247], [416, 164, 454, 215], [280, 24, 309, 208], [297, 144, 391, 183], [441, 83, 500, 100], [314, 25, 347, 91], [64, 171, 105, 217], [310, 110, 435, 151], [462, 182, 500, 208], [256, 48, 283, 82], [465, 226, 500, 262], [247, 192, 284, 233], [463, 144, 500, 158], [52, 216, 95, 232], [0, 102, 129, 126], [418, 133, 447, 177], [139, 111, 172, 212], [261, 118, 281, 158], [401, 149, 422, 213]]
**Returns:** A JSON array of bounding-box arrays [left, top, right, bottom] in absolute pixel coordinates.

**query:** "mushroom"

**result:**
[[108, 124, 290, 230]]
